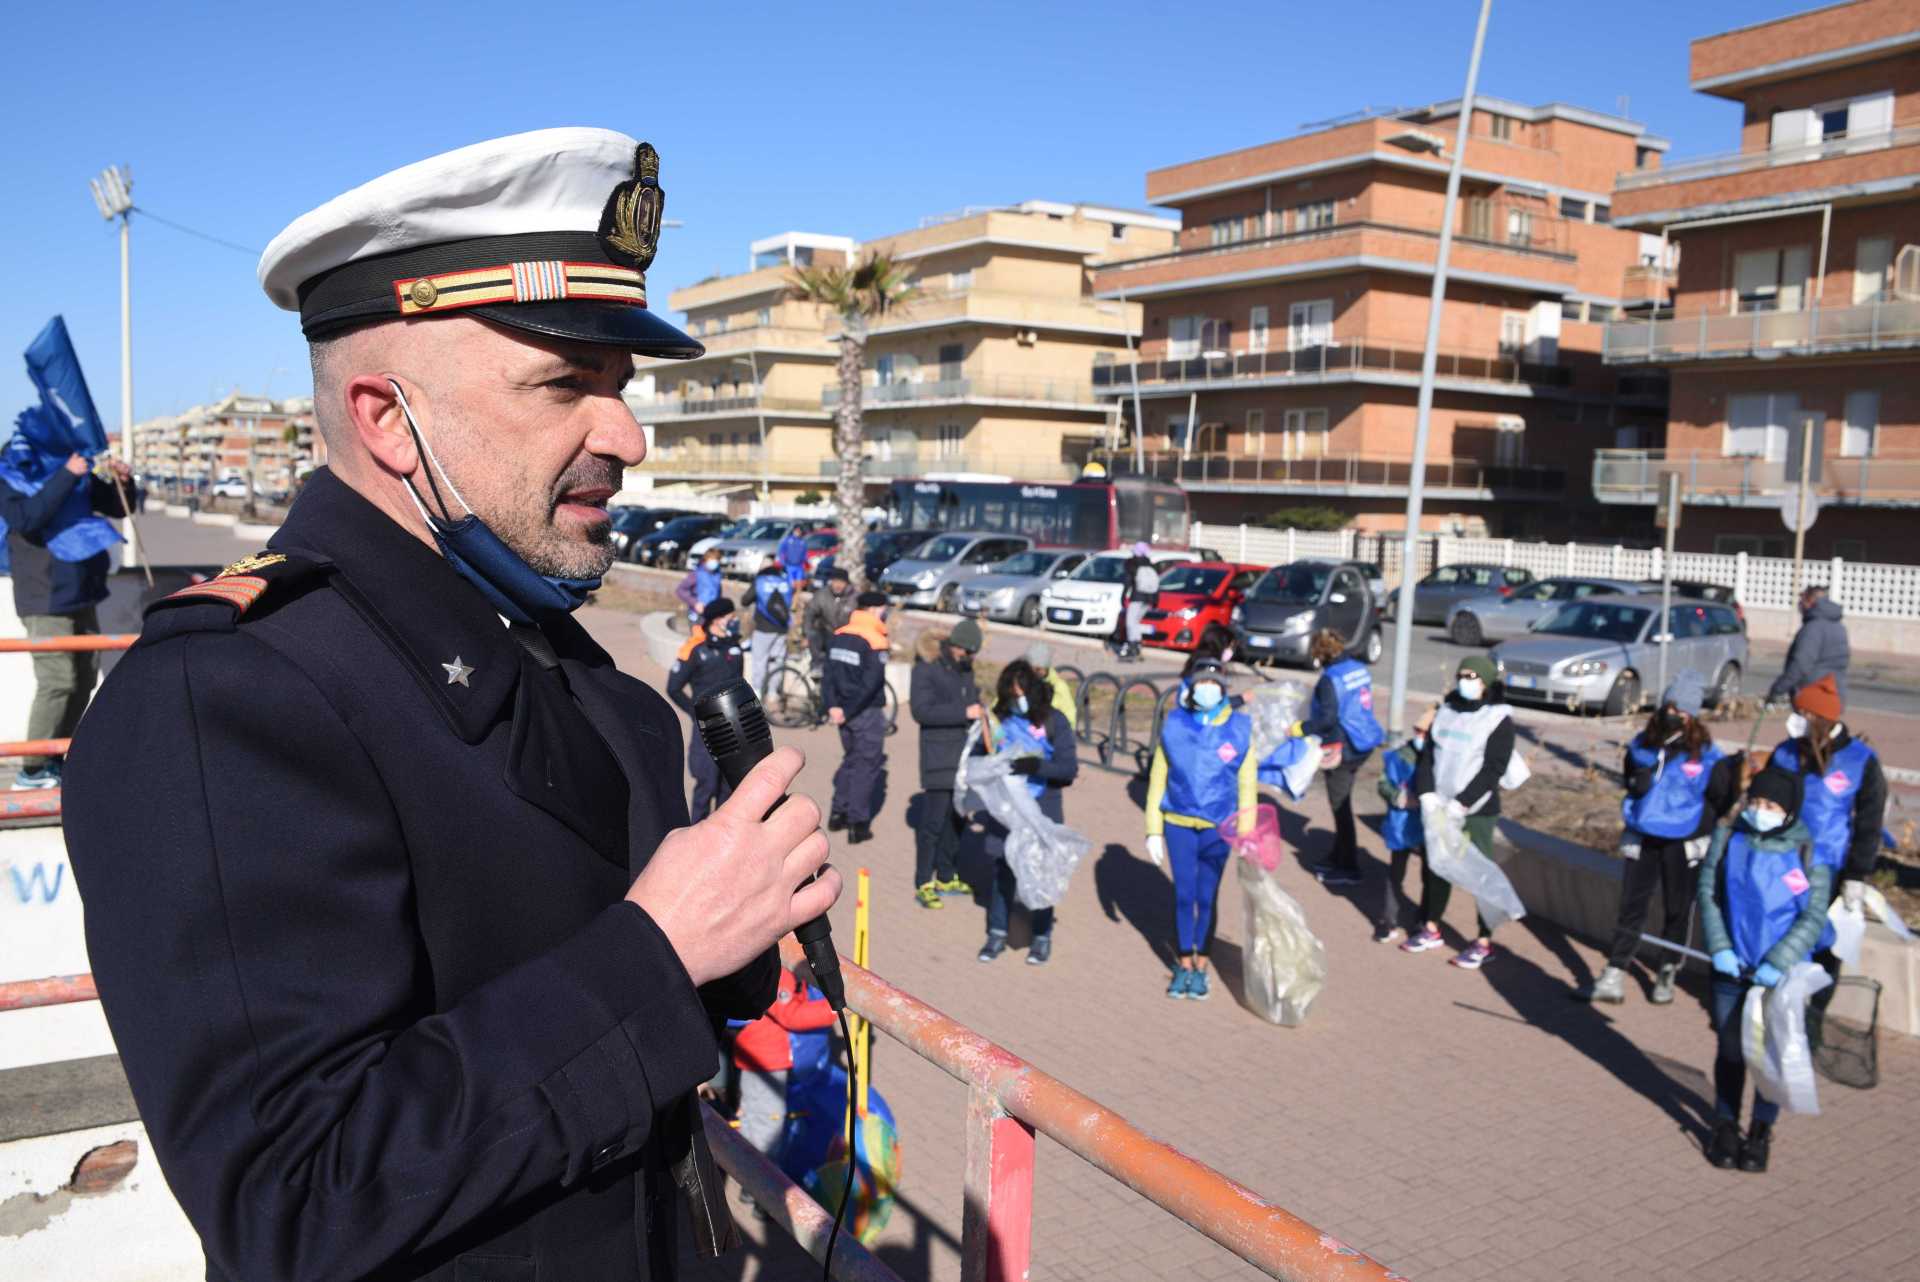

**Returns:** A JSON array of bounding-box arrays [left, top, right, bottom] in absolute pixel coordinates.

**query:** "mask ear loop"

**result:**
[[388, 379, 473, 525]]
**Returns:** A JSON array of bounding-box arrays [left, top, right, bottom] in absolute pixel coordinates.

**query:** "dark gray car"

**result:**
[[1231, 560, 1381, 666], [1446, 576, 1640, 646], [1388, 562, 1537, 626]]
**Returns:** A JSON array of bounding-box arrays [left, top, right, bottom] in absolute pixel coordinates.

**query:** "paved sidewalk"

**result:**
[[570, 605, 1920, 1282]]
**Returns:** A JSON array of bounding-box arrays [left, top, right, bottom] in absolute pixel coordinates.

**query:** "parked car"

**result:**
[[633, 512, 728, 567], [610, 507, 693, 560], [1344, 560, 1388, 601], [881, 532, 1034, 610], [1231, 559, 1382, 665], [1385, 562, 1536, 625], [958, 549, 1089, 626], [1637, 578, 1745, 626], [1039, 549, 1193, 639], [802, 529, 839, 574], [212, 476, 249, 499], [862, 527, 941, 582], [1491, 594, 1748, 716], [1140, 562, 1263, 651], [715, 518, 811, 577], [1445, 576, 1640, 647]]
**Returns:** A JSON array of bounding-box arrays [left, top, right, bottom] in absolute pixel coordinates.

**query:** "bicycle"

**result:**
[[764, 661, 899, 736]]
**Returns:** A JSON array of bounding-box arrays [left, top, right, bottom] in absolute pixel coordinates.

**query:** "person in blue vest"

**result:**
[[747, 555, 793, 695], [1144, 658, 1257, 1000], [976, 659, 1078, 966], [675, 548, 724, 627], [1584, 670, 1740, 1006], [777, 525, 809, 590], [1372, 705, 1435, 944], [1299, 628, 1385, 887], [1696, 765, 1831, 1174]]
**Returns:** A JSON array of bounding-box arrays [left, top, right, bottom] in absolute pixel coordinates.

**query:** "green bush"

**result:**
[[795, 489, 827, 506], [1257, 506, 1349, 532]]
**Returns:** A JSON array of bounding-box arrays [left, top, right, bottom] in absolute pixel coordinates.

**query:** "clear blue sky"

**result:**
[[1, 0, 1804, 425]]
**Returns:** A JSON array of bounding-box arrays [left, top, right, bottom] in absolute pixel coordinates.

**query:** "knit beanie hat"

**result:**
[[947, 618, 984, 653], [1457, 654, 1497, 686], [1792, 672, 1843, 722], [1745, 765, 1802, 821], [702, 598, 735, 624]]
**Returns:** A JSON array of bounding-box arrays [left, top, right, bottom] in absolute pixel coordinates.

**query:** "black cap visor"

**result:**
[[470, 301, 704, 358]]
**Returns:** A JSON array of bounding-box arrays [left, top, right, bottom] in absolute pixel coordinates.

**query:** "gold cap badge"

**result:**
[[598, 142, 664, 273]]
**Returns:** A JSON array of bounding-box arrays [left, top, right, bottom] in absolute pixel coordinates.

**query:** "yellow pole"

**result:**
[[853, 867, 872, 1118]]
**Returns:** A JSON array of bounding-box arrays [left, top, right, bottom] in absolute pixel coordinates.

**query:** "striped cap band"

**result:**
[[394, 261, 646, 316]]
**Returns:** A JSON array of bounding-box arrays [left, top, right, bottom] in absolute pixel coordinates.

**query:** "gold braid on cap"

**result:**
[[598, 143, 663, 273]]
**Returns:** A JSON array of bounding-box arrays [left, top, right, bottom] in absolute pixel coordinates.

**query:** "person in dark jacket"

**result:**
[[1402, 653, 1514, 969], [1583, 670, 1740, 1006], [2, 450, 134, 787], [1372, 705, 1434, 944], [1766, 586, 1849, 704], [976, 659, 1078, 965], [1300, 628, 1384, 887], [666, 598, 747, 818], [909, 618, 982, 907], [1697, 766, 1830, 1174], [823, 591, 891, 844], [804, 566, 855, 677]]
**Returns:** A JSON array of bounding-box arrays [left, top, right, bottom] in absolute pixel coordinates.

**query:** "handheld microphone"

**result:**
[[693, 678, 845, 1012]]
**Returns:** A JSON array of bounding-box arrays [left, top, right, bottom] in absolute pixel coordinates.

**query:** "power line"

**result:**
[[131, 206, 260, 256]]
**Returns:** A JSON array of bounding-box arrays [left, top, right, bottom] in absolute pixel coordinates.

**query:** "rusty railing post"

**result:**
[[962, 1087, 1035, 1282]]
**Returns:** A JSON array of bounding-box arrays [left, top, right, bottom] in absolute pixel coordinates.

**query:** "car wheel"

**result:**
[[1018, 597, 1041, 628], [1711, 661, 1741, 708], [1602, 671, 1642, 718], [1362, 628, 1383, 664], [938, 584, 960, 614], [1449, 612, 1483, 647]]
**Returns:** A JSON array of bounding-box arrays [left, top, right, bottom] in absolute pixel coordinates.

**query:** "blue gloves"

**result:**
[[1754, 962, 1783, 988], [1711, 949, 1740, 979]]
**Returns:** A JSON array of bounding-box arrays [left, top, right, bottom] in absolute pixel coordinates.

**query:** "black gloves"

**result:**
[[1010, 757, 1041, 777]]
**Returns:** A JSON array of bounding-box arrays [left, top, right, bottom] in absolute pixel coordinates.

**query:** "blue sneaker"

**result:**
[[1189, 968, 1212, 1001], [14, 765, 60, 790], [1165, 967, 1192, 999]]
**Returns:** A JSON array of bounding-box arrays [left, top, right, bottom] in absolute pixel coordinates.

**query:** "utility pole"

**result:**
[[1386, 0, 1492, 735], [1791, 413, 1814, 598], [1655, 471, 1679, 702], [1119, 285, 1147, 474], [89, 164, 147, 581]]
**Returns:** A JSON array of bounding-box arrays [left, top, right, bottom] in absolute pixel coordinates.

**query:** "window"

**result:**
[[1499, 313, 1527, 355], [1249, 305, 1270, 352], [1725, 392, 1797, 459], [1244, 409, 1265, 455], [1492, 416, 1525, 466], [1558, 196, 1588, 221], [1111, 222, 1126, 239], [936, 423, 963, 458], [756, 307, 771, 326], [1592, 203, 1611, 226], [1506, 208, 1534, 247], [1166, 415, 1190, 448], [938, 343, 964, 381], [1714, 533, 1788, 557], [1465, 197, 1493, 241], [1287, 300, 1333, 351], [1167, 315, 1200, 360], [1208, 217, 1248, 247], [1772, 91, 1892, 152], [1733, 247, 1810, 313], [1841, 389, 1879, 458], [1832, 539, 1867, 561], [1489, 114, 1514, 141], [1561, 299, 1586, 322], [950, 269, 973, 291], [1854, 237, 1893, 304], [1635, 147, 1655, 170], [1280, 407, 1328, 459], [1295, 200, 1335, 231], [875, 353, 896, 383]]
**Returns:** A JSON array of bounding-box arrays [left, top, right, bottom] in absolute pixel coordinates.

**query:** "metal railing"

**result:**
[[625, 392, 827, 420], [1615, 123, 1920, 191], [822, 373, 1100, 408], [1602, 297, 1920, 363], [818, 455, 1085, 480], [1592, 448, 1920, 506], [1090, 447, 1564, 495], [1096, 213, 1573, 279], [1093, 340, 1569, 392], [0, 634, 138, 823]]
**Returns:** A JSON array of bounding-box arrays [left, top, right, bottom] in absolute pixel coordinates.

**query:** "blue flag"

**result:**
[[1, 318, 123, 564], [23, 316, 109, 456]]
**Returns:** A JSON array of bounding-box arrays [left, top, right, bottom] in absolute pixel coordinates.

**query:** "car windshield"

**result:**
[[1534, 601, 1650, 643], [653, 515, 712, 538], [920, 535, 972, 561], [994, 551, 1052, 576], [1250, 564, 1330, 602], [1158, 566, 1226, 595], [805, 532, 836, 550], [1071, 557, 1129, 584], [740, 519, 788, 540], [611, 509, 652, 531]]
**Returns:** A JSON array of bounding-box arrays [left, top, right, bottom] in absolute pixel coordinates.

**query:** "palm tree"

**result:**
[[175, 423, 190, 502], [786, 253, 918, 584]]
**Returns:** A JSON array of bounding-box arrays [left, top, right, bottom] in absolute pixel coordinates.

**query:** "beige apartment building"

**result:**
[[628, 204, 1176, 502], [128, 392, 320, 497], [1600, 0, 1920, 564], [1088, 99, 1674, 539]]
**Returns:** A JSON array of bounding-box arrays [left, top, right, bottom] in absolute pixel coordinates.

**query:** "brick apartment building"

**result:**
[[128, 392, 320, 497], [1601, 0, 1920, 564], [628, 204, 1175, 503], [1089, 99, 1674, 538]]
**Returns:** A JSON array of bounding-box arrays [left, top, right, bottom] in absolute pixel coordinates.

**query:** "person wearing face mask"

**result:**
[[1144, 659, 1258, 999], [1372, 705, 1435, 944], [910, 619, 984, 908], [1401, 654, 1512, 969], [677, 549, 725, 628], [824, 591, 893, 844], [1024, 641, 1077, 729], [748, 555, 793, 695], [976, 659, 1079, 964], [667, 598, 748, 818], [1695, 766, 1830, 1174], [1584, 670, 1741, 1005], [1298, 628, 1385, 888]]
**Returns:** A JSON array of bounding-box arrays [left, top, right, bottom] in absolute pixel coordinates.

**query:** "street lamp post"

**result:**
[[88, 164, 143, 574]]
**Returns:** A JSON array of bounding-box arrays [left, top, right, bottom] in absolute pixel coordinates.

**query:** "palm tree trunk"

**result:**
[[834, 321, 868, 585]]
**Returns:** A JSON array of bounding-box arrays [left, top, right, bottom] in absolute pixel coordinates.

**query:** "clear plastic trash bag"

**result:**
[[1860, 884, 1914, 943], [1417, 793, 1527, 931], [1220, 803, 1283, 872], [1234, 854, 1327, 1027], [1828, 899, 1866, 967], [1244, 681, 1309, 762], [953, 721, 1093, 911], [1743, 960, 1833, 1116]]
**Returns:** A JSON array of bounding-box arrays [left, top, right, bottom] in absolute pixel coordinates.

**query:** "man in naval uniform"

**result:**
[[63, 129, 840, 1282]]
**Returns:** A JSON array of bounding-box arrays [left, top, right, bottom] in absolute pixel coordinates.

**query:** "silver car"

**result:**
[[1445, 577, 1640, 647], [1491, 593, 1748, 717], [958, 549, 1088, 625], [880, 532, 1033, 610], [1387, 562, 1537, 625], [714, 517, 809, 577]]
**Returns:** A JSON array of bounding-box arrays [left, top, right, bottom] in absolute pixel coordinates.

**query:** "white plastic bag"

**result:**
[[1243, 681, 1310, 762], [1499, 747, 1531, 791], [1418, 793, 1527, 931], [1235, 857, 1327, 1026], [1742, 961, 1832, 1115], [1828, 899, 1866, 967], [953, 722, 1093, 911], [1859, 884, 1914, 942]]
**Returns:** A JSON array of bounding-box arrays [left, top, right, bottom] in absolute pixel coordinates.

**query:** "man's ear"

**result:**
[[343, 375, 420, 479]]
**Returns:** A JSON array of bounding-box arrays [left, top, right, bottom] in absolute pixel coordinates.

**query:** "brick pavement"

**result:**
[[567, 604, 1920, 1282]]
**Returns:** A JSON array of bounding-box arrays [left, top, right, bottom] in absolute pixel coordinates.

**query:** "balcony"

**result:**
[[624, 391, 831, 422], [1092, 340, 1570, 398], [822, 288, 1135, 340], [1612, 126, 1920, 223], [656, 324, 833, 360], [1087, 448, 1564, 500], [816, 454, 1085, 481], [1593, 449, 1920, 508], [821, 372, 1102, 411], [1602, 297, 1920, 364]]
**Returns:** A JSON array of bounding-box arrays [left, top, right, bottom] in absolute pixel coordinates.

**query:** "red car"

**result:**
[[802, 528, 839, 574], [1140, 562, 1265, 651]]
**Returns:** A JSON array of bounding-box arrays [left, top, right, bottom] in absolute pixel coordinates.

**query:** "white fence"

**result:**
[[1192, 522, 1920, 621]]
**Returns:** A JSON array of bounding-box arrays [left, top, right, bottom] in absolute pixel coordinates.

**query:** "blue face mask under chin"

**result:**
[[390, 381, 603, 626]]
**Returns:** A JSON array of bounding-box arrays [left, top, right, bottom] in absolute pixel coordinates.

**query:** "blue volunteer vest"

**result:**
[[1159, 704, 1250, 825], [1621, 736, 1725, 840], [1770, 737, 1875, 872], [694, 564, 722, 607], [754, 573, 792, 628], [1381, 744, 1423, 851], [999, 713, 1054, 799], [1326, 658, 1384, 754], [1724, 829, 1835, 970]]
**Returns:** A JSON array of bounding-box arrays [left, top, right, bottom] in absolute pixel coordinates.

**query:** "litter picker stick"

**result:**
[[1638, 932, 1712, 965], [103, 463, 154, 588]]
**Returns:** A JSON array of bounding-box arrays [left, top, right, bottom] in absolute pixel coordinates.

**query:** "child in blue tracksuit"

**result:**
[[1696, 765, 1832, 1176], [777, 526, 809, 589], [1371, 706, 1433, 943]]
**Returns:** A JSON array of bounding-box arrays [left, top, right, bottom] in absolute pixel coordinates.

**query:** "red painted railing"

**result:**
[[0, 634, 139, 652]]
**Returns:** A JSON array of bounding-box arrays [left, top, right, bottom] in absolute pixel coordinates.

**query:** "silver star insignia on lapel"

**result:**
[[442, 656, 473, 687]]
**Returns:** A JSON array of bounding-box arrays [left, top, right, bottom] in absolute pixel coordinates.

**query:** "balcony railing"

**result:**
[[1593, 449, 1920, 507], [1088, 448, 1564, 496], [625, 391, 828, 420], [817, 454, 1086, 481], [1602, 297, 1920, 363], [1093, 340, 1570, 392], [1615, 124, 1920, 192], [1097, 213, 1573, 280], [821, 373, 1100, 408]]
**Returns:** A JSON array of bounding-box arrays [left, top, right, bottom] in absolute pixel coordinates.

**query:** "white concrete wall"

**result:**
[[0, 1122, 202, 1280]]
